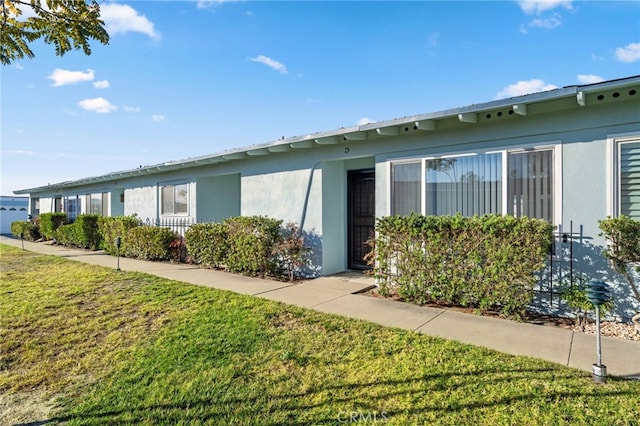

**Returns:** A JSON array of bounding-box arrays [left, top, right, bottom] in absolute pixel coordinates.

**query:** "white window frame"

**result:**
[[160, 181, 190, 216], [607, 132, 640, 218], [387, 142, 562, 225]]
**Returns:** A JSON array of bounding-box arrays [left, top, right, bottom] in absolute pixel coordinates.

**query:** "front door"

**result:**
[[348, 169, 375, 269]]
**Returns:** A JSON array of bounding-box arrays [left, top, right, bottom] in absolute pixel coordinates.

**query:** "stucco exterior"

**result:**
[[15, 76, 640, 320]]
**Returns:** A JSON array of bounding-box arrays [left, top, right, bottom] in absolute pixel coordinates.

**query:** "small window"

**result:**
[[161, 183, 189, 215], [618, 139, 640, 219]]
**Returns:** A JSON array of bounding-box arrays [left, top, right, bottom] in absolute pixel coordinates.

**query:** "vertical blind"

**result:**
[[507, 150, 553, 222], [425, 153, 502, 216], [391, 162, 421, 216], [620, 141, 640, 220]]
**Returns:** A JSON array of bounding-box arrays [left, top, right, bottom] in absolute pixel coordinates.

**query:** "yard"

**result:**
[[1, 244, 638, 425]]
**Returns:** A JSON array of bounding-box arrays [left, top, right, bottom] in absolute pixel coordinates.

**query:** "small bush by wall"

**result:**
[[98, 215, 140, 254], [224, 216, 282, 277], [370, 213, 554, 319], [185, 222, 229, 268], [39, 213, 67, 240], [123, 226, 178, 261], [10, 221, 40, 241]]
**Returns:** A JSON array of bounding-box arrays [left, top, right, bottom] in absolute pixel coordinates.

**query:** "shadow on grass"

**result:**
[[41, 366, 634, 425]]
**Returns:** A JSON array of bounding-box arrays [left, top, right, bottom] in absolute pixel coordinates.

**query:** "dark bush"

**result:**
[[123, 226, 177, 261], [39, 212, 67, 240], [98, 215, 140, 254], [369, 213, 554, 319], [185, 222, 229, 268], [10, 220, 40, 241], [224, 216, 282, 277]]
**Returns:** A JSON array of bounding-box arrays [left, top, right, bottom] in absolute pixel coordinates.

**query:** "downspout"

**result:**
[[299, 160, 323, 233]]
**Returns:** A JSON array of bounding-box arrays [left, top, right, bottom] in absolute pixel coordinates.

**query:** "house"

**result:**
[[0, 196, 28, 234], [14, 76, 640, 320]]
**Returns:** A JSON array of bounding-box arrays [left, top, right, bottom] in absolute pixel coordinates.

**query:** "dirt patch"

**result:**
[[0, 390, 58, 425]]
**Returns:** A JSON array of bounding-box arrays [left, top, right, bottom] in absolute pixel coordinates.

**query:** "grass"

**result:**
[[1, 243, 639, 425]]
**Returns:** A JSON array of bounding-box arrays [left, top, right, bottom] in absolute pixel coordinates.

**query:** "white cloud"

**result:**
[[93, 80, 110, 89], [101, 3, 160, 39], [527, 15, 562, 30], [151, 114, 166, 122], [518, 0, 573, 15], [357, 117, 375, 126], [615, 42, 640, 63], [78, 97, 117, 113], [7, 150, 35, 156], [577, 74, 604, 84], [495, 79, 558, 99], [249, 55, 288, 74], [427, 32, 440, 48], [196, 0, 241, 9], [13, 63, 24, 70], [48, 68, 94, 87], [124, 105, 141, 112], [591, 53, 605, 62]]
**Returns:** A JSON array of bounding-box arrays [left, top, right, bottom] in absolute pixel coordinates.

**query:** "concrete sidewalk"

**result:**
[[2, 235, 639, 378]]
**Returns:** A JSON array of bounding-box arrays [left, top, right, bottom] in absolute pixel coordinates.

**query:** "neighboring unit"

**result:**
[[14, 76, 640, 320], [0, 196, 28, 235]]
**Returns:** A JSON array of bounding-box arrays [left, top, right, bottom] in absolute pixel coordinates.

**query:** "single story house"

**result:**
[[14, 75, 640, 320]]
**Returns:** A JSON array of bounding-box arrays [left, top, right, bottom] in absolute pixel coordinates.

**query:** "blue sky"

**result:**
[[2, 0, 639, 195]]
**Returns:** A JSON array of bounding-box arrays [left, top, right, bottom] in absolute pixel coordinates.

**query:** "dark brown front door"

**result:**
[[348, 169, 375, 269]]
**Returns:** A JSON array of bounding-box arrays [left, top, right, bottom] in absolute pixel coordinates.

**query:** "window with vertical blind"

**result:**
[[618, 140, 640, 220], [507, 150, 554, 222], [391, 162, 422, 216], [390, 147, 556, 222], [425, 153, 502, 216]]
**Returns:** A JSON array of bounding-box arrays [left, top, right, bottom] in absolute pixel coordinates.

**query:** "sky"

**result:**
[[2, 0, 640, 195]]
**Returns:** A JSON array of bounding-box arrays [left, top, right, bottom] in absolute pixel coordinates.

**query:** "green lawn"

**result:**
[[1, 244, 638, 425]]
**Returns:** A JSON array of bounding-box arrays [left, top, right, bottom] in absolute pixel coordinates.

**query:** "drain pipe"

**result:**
[[299, 160, 323, 233]]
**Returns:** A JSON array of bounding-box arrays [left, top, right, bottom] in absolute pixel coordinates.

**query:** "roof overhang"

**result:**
[[14, 75, 640, 195]]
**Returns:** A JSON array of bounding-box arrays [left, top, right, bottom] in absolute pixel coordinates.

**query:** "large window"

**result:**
[[390, 147, 555, 222], [161, 183, 189, 215], [616, 139, 640, 220]]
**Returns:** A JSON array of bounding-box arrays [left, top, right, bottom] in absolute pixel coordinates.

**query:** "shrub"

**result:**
[[10, 221, 40, 241], [560, 274, 615, 325], [370, 213, 554, 319], [98, 215, 140, 254], [185, 222, 229, 268], [55, 224, 75, 247], [272, 222, 312, 282], [599, 215, 640, 330], [39, 212, 67, 240], [73, 214, 102, 250], [123, 226, 177, 261], [224, 216, 282, 277]]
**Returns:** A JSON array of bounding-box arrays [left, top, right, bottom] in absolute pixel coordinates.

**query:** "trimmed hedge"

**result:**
[[98, 215, 140, 254], [10, 221, 40, 241], [224, 216, 282, 277], [54, 214, 102, 250], [39, 212, 67, 240], [370, 213, 554, 319], [123, 226, 178, 261], [184, 222, 229, 268]]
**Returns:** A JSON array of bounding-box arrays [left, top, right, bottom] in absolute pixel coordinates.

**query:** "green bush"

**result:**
[[98, 215, 140, 254], [370, 213, 554, 319], [185, 222, 229, 268], [224, 216, 282, 277], [123, 226, 177, 261], [39, 212, 67, 240], [560, 274, 615, 326], [55, 224, 75, 247], [10, 221, 40, 241]]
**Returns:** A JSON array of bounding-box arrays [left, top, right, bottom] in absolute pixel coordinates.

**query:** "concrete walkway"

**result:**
[[2, 235, 639, 379]]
